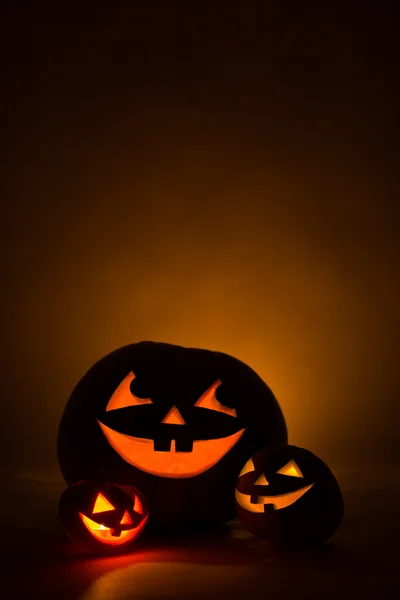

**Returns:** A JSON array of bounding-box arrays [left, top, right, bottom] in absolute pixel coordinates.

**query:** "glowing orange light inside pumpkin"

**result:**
[[79, 512, 144, 545], [93, 493, 115, 513], [239, 458, 256, 477], [120, 510, 132, 525], [235, 483, 314, 512], [277, 460, 303, 478], [254, 473, 268, 485], [194, 379, 238, 418], [98, 374, 245, 478], [98, 422, 245, 478], [79, 489, 148, 546], [236, 455, 314, 512], [106, 372, 152, 410], [133, 493, 143, 515], [161, 406, 186, 425]]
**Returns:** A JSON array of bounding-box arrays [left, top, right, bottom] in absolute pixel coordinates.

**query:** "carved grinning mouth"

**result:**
[[235, 483, 314, 512], [98, 420, 245, 478], [79, 511, 148, 544]]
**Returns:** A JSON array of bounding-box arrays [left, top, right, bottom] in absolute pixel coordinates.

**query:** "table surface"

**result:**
[[1, 466, 399, 600]]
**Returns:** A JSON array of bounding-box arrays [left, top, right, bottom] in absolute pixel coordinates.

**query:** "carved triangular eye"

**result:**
[[120, 510, 132, 525], [277, 460, 303, 478], [194, 380, 237, 418], [239, 457, 256, 477], [133, 494, 143, 515], [93, 493, 115, 513]]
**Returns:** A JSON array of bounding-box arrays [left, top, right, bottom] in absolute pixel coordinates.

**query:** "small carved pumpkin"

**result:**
[[235, 445, 344, 545], [58, 342, 287, 529], [59, 481, 149, 553]]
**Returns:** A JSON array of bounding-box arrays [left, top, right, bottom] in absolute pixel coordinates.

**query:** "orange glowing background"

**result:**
[[1, 6, 398, 476]]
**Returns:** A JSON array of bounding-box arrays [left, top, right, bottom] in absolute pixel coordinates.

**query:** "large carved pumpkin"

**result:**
[[58, 342, 287, 529]]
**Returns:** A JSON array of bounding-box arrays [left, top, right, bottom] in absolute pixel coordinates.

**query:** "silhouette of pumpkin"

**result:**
[[235, 445, 344, 545], [58, 342, 287, 529], [59, 480, 148, 553]]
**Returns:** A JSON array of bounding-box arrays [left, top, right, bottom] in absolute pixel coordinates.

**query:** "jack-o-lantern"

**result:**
[[59, 481, 149, 553], [235, 445, 344, 545], [57, 342, 287, 529]]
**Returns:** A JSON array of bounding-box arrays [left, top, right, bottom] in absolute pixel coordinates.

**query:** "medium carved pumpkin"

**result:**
[[58, 342, 287, 529], [59, 481, 148, 554], [235, 445, 344, 545]]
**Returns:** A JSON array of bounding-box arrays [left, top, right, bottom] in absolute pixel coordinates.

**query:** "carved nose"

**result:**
[[254, 474, 269, 485], [161, 406, 186, 425]]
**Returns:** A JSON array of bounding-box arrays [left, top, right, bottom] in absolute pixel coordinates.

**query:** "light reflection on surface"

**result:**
[[79, 562, 257, 600]]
